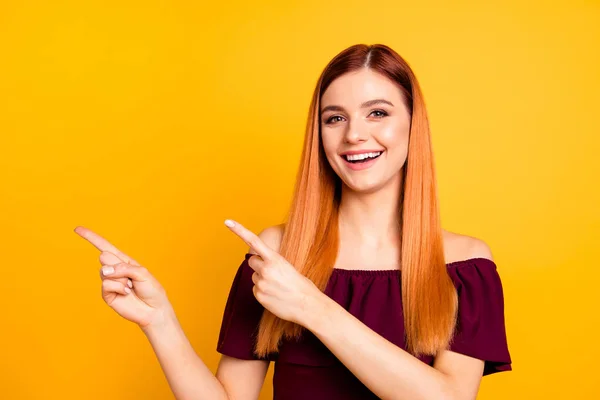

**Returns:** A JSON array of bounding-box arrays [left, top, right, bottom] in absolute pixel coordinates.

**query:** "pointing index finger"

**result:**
[[74, 226, 140, 266], [224, 219, 274, 261]]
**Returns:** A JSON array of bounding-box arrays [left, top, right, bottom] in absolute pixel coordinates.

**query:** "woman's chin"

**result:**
[[339, 172, 402, 195], [342, 179, 384, 195]]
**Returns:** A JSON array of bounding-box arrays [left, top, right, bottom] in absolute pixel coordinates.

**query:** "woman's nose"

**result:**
[[344, 120, 369, 143]]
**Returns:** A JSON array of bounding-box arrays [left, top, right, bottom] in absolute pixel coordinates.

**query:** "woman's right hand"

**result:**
[[74, 226, 173, 330]]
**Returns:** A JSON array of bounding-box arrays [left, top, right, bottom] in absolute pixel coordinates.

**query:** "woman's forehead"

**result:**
[[321, 69, 403, 108]]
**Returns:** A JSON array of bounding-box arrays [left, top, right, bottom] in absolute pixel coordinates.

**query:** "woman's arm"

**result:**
[[216, 355, 269, 400], [223, 221, 494, 400], [304, 295, 483, 400], [301, 239, 493, 400], [142, 309, 268, 400]]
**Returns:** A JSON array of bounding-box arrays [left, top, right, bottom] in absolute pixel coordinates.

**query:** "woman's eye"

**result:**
[[324, 110, 387, 124], [370, 110, 388, 118], [325, 115, 344, 124]]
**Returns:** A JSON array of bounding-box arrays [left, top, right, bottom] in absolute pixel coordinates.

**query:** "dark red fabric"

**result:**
[[217, 253, 512, 399]]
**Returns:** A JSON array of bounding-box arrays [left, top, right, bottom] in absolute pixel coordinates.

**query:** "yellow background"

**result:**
[[1, 0, 598, 399]]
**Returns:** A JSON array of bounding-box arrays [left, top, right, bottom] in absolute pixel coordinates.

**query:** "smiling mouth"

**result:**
[[341, 151, 384, 163]]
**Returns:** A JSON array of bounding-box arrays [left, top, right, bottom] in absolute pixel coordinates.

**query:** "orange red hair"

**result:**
[[254, 44, 458, 358]]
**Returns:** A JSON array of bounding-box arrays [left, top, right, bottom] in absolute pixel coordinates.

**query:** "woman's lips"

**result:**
[[340, 152, 383, 171]]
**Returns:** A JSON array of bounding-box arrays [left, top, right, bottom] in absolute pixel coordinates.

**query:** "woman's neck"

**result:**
[[337, 175, 403, 249]]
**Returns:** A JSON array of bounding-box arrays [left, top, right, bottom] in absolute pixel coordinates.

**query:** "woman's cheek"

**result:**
[[322, 143, 343, 175], [378, 120, 408, 142], [377, 124, 409, 154]]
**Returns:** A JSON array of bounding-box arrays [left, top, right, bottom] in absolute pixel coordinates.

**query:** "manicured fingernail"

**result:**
[[127, 279, 133, 288], [102, 266, 114, 275], [124, 287, 131, 294], [224, 219, 235, 227]]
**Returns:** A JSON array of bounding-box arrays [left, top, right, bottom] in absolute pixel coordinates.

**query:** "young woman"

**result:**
[[76, 43, 511, 400]]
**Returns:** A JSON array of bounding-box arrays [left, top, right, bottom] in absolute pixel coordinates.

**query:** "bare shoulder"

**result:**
[[442, 229, 494, 263], [249, 223, 285, 254]]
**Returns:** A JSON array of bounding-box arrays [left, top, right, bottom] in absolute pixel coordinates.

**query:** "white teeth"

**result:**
[[345, 151, 382, 161]]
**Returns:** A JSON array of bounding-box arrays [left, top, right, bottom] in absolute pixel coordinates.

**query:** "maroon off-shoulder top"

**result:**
[[217, 253, 512, 399]]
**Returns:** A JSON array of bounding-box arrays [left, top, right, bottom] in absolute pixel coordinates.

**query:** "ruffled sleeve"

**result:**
[[216, 253, 271, 361], [446, 258, 512, 375]]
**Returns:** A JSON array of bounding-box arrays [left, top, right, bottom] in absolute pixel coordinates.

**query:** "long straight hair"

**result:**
[[254, 44, 458, 358]]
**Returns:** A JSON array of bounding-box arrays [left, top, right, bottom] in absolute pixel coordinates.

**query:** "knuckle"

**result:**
[[249, 256, 261, 269], [99, 251, 118, 263], [109, 264, 122, 273], [256, 280, 267, 293], [98, 252, 109, 264], [255, 290, 264, 303], [138, 266, 149, 275], [249, 237, 261, 250], [261, 267, 271, 279]]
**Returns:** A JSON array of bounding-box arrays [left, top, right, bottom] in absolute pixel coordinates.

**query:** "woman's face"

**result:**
[[320, 68, 411, 194]]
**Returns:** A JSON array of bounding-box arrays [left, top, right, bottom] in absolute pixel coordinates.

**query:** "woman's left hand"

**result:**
[[224, 219, 325, 326]]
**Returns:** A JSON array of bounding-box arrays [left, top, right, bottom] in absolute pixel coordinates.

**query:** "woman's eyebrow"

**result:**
[[320, 99, 394, 114]]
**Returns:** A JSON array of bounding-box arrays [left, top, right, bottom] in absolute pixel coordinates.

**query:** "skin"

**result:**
[[75, 67, 494, 400], [320, 67, 410, 268]]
